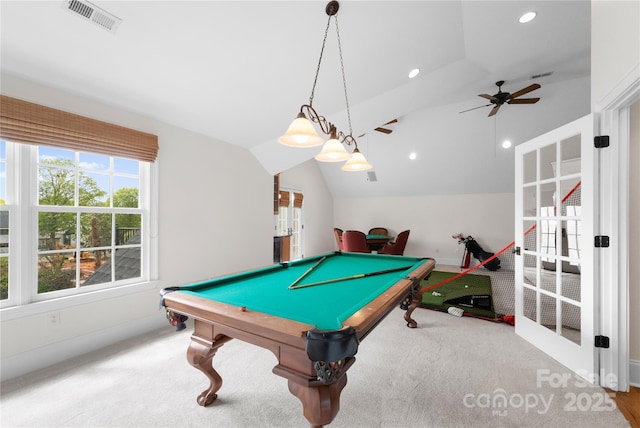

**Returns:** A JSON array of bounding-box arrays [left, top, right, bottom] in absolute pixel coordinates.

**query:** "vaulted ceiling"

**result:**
[[0, 1, 591, 197]]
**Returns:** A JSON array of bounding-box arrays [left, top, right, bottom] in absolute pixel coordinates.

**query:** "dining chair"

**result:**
[[368, 227, 388, 236], [333, 228, 344, 251], [342, 230, 370, 253], [379, 230, 410, 255]]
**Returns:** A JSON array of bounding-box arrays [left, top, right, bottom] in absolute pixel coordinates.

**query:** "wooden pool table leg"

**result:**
[[287, 374, 348, 428], [187, 334, 232, 406], [404, 278, 424, 328]]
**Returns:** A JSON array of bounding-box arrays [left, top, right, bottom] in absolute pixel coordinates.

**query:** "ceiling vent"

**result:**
[[63, 0, 122, 33], [367, 171, 378, 182], [531, 71, 553, 79]]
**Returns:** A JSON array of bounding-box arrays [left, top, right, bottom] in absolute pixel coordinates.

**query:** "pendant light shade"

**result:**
[[315, 135, 350, 162], [278, 112, 325, 148], [341, 148, 372, 171]]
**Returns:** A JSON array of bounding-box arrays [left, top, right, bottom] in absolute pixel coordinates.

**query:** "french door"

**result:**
[[514, 114, 598, 381]]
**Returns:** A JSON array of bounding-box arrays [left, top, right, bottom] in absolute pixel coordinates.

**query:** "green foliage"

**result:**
[[113, 187, 138, 208], [0, 258, 8, 300], [38, 254, 74, 293]]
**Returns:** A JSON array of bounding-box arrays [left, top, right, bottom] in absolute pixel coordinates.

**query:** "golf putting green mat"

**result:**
[[420, 271, 496, 319]]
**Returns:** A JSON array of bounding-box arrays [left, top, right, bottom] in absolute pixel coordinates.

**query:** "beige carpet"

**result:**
[[0, 308, 630, 428]]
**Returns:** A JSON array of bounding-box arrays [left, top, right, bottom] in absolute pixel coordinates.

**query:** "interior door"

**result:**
[[514, 114, 597, 382]]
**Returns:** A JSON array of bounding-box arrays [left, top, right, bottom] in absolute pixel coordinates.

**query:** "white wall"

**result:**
[[0, 74, 273, 381], [278, 159, 336, 258], [334, 193, 514, 267], [591, 1, 640, 107]]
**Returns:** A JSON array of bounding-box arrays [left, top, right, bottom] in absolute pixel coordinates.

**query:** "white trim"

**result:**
[[595, 63, 640, 112], [594, 61, 640, 392], [630, 359, 640, 388], [0, 312, 166, 382]]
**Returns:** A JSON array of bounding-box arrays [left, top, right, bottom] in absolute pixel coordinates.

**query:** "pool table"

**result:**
[[161, 251, 435, 427]]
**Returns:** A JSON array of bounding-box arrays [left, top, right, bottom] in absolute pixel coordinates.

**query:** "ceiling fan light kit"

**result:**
[[278, 1, 372, 172]]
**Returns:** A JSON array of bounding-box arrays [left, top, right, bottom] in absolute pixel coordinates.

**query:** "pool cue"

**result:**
[[288, 256, 327, 289], [290, 265, 414, 290]]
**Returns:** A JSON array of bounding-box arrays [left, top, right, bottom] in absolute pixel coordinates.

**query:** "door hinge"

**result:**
[[594, 235, 610, 248], [594, 135, 610, 148], [512, 246, 521, 255], [595, 335, 610, 348]]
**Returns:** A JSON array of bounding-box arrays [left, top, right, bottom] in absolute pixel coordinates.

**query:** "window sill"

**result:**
[[0, 280, 159, 322]]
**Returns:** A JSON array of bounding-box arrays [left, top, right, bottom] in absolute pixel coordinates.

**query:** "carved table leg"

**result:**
[[186, 335, 231, 406], [404, 278, 424, 328], [287, 374, 348, 428]]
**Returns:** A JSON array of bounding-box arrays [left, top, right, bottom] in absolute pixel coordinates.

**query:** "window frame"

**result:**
[[0, 141, 158, 316]]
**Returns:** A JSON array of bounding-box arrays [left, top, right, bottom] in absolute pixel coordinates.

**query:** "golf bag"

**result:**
[[453, 234, 501, 271]]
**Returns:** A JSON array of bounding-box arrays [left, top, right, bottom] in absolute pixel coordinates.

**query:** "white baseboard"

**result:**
[[0, 315, 166, 382], [630, 359, 640, 388]]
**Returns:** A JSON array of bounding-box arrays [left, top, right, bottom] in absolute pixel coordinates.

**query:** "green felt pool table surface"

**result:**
[[176, 251, 429, 330]]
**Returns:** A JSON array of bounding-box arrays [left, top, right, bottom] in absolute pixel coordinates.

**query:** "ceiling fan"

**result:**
[[374, 118, 398, 134], [461, 80, 541, 117], [358, 118, 398, 138]]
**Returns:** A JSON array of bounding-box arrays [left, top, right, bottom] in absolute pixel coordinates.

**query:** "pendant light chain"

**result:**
[[309, 15, 333, 106], [335, 16, 353, 136], [278, 1, 372, 171]]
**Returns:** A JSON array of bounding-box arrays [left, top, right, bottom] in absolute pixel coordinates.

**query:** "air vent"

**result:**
[[531, 71, 553, 79], [367, 171, 377, 182], [63, 0, 122, 33]]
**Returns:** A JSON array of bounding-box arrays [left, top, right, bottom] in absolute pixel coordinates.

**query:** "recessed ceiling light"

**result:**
[[408, 68, 420, 79], [519, 11, 536, 24], [502, 140, 512, 149], [409, 152, 417, 160]]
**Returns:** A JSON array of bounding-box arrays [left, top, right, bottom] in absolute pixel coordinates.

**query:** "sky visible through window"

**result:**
[[39, 146, 139, 205], [0, 141, 140, 205]]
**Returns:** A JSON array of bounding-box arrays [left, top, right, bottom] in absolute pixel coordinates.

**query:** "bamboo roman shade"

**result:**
[[278, 190, 290, 208], [293, 192, 303, 208], [0, 95, 159, 162]]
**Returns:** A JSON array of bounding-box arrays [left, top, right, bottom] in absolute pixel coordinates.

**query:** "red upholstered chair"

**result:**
[[333, 228, 344, 251], [341, 230, 370, 253], [379, 230, 410, 255], [368, 227, 388, 236]]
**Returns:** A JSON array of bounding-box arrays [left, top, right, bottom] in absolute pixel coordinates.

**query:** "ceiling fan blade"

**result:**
[[510, 83, 541, 99], [374, 127, 393, 134], [459, 104, 491, 113], [479, 94, 496, 101], [488, 105, 501, 117], [508, 97, 540, 104], [374, 118, 398, 134]]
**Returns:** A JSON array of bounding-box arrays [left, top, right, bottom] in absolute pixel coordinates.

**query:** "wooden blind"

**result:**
[[0, 95, 159, 162], [278, 190, 290, 207], [273, 174, 280, 214], [293, 192, 303, 208]]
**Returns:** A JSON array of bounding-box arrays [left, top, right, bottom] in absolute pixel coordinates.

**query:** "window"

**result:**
[[0, 141, 8, 301], [0, 95, 158, 309], [1, 141, 154, 307], [540, 206, 557, 262], [275, 189, 303, 260]]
